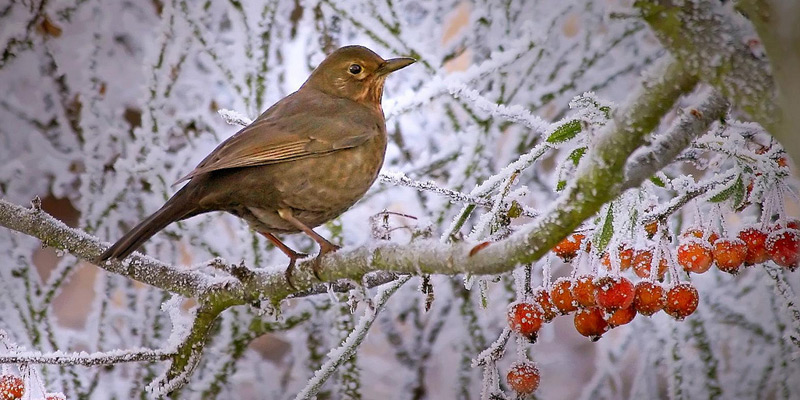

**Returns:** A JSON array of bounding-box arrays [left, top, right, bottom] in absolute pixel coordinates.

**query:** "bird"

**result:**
[[98, 45, 415, 282]]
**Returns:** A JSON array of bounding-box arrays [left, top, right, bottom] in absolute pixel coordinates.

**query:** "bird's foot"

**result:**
[[311, 243, 341, 281], [284, 252, 308, 290]]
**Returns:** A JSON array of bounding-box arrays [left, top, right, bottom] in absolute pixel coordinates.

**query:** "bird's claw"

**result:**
[[312, 244, 340, 281], [283, 252, 308, 290]]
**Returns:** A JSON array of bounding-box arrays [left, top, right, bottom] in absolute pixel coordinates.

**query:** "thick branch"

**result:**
[[148, 301, 227, 396], [623, 90, 730, 190], [0, 198, 211, 298]]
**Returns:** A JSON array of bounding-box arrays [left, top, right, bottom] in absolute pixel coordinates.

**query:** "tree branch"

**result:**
[[0, 198, 212, 298], [0, 349, 174, 366], [294, 276, 410, 399], [622, 90, 730, 190]]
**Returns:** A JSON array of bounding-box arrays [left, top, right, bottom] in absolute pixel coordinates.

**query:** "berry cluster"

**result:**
[[677, 222, 799, 275], [508, 274, 697, 345], [503, 215, 798, 395], [0, 374, 64, 400]]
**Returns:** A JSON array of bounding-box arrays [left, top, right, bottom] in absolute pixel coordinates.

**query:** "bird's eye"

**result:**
[[348, 64, 363, 75]]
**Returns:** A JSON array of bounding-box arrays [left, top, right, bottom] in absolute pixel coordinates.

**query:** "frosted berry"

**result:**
[[605, 305, 637, 327], [664, 283, 699, 320], [507, 302, 544, 342], [549, 278, 578, 314], [633, 249, 668, 280], [682, 228, 720, 245], [595, 276, 635, 310], [44, 394, 66, 400], [532, 287, 557, 322], [677, 239, 713, 274], [766, 228, 800, 269], [573, 274, 598, 308], [553, 233, 589, 262], [574, 307, 608, 341], [507, 361, 540, 394], [601, 244, 634, 271], [713, 238, 747, 274], [738, 227, 769, 265], [633, 281, 666, 316], [0, 375, 24, 400]]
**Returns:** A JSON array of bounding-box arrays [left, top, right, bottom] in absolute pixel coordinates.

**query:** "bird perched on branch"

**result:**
[[98, 45, 415, 282]]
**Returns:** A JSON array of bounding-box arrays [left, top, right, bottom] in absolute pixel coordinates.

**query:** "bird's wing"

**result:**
[[174, 91, 382, 185]]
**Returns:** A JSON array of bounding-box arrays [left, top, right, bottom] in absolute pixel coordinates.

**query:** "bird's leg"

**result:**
[[277, 208, 340, 280], [260, 232, 307, 288]]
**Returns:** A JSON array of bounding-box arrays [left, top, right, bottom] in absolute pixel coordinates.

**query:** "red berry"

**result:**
[[738, 227, 769, 265], [532, 287, 557, 322], [682, 228, 720, 245], [0, 375, 24, 400], [634, 281, 666, 316], [549, 278, 578, 314], [44, 394, 66, 400], [767, 229, 800, 269], [605, 305, 637, 327], [633, 249, 668, 280], [574, 307, 609, 341], [664, 283, 699, 320], [507, 302, 544, 342], [506, 361, 540, 394], [601, 244, 634, 271], [595, 276, 635, 310], [573, 275, 598, 308], [677, 238, 713, 274], [553, 234, 589, 261], [713, 238, 747, 274]]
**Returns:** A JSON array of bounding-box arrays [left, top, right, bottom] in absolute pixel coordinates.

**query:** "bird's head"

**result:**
[[303, 45, 415, 107]]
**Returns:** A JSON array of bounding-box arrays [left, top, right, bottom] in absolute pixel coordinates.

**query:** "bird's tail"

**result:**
[[97, 192, 198, 262]]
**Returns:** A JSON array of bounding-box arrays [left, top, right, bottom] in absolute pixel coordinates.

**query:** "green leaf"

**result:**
[[650, 175, 666, 187], [568, 146, 588, 166], [732, 175, 746, 209], [594, 203, 615, 253], [546, 120, 582, 143], [710, 175, 743, 204], [507, 200, 523, 219], [556, 180, 567, 191]]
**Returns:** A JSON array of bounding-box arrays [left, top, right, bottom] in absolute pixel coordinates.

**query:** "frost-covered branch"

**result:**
[[0, 198, 211, 298], [379, 172, 538, 218], [622, 90, 730, 190], [641, 171, 737, 225], [0, 348, 174, 366], [764, 263, 800, 348], [294, 276, 410, 400]]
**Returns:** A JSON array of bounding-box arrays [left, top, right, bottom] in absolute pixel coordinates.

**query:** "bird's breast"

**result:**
[[272, 133, 387, 226]]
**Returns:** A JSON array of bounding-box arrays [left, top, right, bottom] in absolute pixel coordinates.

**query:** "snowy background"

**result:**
[[1, 0, 799, 399]]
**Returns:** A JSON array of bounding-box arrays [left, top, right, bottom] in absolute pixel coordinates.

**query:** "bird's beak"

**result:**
[[377, 57, 416, 75]]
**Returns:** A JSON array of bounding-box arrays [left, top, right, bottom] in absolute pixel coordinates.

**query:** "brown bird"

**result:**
[[98, 45, 415, 281]]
